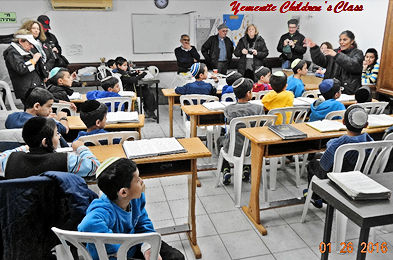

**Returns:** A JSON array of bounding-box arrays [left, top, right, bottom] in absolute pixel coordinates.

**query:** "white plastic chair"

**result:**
[[350, 101, 389, 115], [0, 80, 18, 111], [78, 131, 139, 145], [51, 227, 161, 260], [251, 91, 270, 100], [180, 94, 219, 153], [52, 103, 76, 116], [325, 110, 345, 120], [302, 90, 320, 98], [266, 106, 310, 190], [301, 140, 393, 250], [216, 115, 277, 207], [221, 93, 236, 102], [96, 97, 133, 112]]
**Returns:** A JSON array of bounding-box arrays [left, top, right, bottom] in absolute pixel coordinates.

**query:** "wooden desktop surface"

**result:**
[[181, 104, 224, 116], [162, 88, 222, 97], [67, 114, 145, 130]]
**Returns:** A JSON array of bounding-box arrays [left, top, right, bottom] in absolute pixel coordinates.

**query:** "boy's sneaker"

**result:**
[[242, 166, 250, 183], [222, 168, 231, 185], [303, 189, 308, 198], [311, 198, 323, 209]]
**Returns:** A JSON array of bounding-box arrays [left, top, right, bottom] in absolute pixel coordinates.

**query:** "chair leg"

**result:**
[[215, 151, 224, 187], [335, 211, 348, 252], [301, 181, 314, 223], [262, 158, 269, 204], [269, 157, 278, 191], [206, 131, 213, 154], [301, 153, 309, 177], [233, 162, 243, 208], [294, 155, 300, 188]]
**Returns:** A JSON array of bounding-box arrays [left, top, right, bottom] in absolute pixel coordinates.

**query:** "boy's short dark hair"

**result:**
[[226, 71, 242, 86], [115, 57, 127, 66], [269, 71, 287, 93], [288, 19, 299, 26], [319, 78, 341, 100], [291, 59, 307, 74], [232, 78, 253, 99], [344, 105, 368, 133], [23, 87, 54, 109], [80, 100, 108, 128], [97, 158, 138, 201], [48, 68, 69, 85], [22, 116, 57, 152], [101, 76, 119, 91], [106, 59, 115, 68], [254, 66, 271, 80]]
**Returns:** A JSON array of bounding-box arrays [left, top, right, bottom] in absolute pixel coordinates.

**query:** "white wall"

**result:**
[[0, 0, 389, 63]]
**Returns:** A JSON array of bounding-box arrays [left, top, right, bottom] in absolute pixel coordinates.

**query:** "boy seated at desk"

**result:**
[[46, 67, 78, 110], [221, 71, 242, 96], [309, 79, 345, 121], [252, 66, 272, 92], [305, 105, 373, 208], [5, 87, 69, 147], [286, 59, 307, 97], [261, 71, 294, 124], [0, 116, 99, 179], [175, 62, 218, 95], [218, 78, 264, 185], [87, 76, 124, 112], [78, 157, 185, 260]]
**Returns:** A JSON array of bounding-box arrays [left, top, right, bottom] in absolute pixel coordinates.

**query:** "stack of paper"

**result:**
[[106, 112, 139, 123], [293, 97, 316, 106], [327, 171, 391, 200], [367, 114, 393, 128], [337, 94, 355, 102], [122, 137, 187, 159], [68, 92, 81, 100], [118, 91, 136, 97], [202, 101, 226, 111], [306, 120, 347, 132]]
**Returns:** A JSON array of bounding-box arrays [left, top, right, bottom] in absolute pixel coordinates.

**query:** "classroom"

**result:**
[[1, 0, 393, 259]]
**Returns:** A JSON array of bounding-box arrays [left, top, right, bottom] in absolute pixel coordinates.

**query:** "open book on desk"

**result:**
[[122, 137, 187, 159], [118, 91, 136, 97], [68, 92, 81, 100], [106, 111, 139, 124], [337, 94, 355, 102], [306, 120, 346, 132], [327, 171, 391, 200], [202, 101, 226, 111], [293, 97, 316, 106], [367, 114, 393, 128], [268, 124, 307, 140]]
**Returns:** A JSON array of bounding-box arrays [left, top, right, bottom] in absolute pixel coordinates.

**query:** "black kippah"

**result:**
[[81, 100, 101, 113]]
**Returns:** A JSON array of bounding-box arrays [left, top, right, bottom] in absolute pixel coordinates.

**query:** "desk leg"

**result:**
[[321, 204, 334, 260], [155, 82, 159, 123], [356, 228, 370, 260], [187, 159, 201, 259], [242, 142, 267, 235], [189, 115, 201, 187], [169, 97, 174, 137]]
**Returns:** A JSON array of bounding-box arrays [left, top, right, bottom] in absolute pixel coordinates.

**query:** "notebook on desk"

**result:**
[[268, 125, 307, 140], [106, 112, 139, 123], [306, 120, 346, 132], [122, 137, 187, 159]]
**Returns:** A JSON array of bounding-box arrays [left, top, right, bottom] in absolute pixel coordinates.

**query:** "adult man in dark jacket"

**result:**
[[277, 19, 307, 69], [3, 30, 46, 100], [174, 34, 200, 73], [201, 23, 234, 74]]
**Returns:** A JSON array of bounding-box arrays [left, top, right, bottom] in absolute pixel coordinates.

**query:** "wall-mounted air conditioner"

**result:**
[[51, 0, 112, 11]]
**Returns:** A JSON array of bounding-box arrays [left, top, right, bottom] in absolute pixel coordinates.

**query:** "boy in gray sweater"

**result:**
[[218, 78, 264, 184]]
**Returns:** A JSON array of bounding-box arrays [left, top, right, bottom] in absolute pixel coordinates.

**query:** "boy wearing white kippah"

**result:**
[[86, 76, 125, 112], [46, 67, 77, 103], [253, 66, 272, 92], [175, 62, 217, 95], [78, 158, 185, 260], [286, 58, 307, 97]]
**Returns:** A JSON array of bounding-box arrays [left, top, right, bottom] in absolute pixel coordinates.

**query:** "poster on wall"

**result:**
[[0, 12, 16, 23]]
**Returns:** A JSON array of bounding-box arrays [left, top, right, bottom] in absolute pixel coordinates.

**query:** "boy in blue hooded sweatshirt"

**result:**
[[78, 158, 184, 260], [309, 78, 346, 121], [87, 76, 125, 112]]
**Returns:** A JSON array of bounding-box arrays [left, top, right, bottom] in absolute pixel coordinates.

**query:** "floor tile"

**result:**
[[163, 184, 189, 201], [196, 178, 228, 197], [275, 204, 320, 224], [144, 185, 166, 203], [181, 235, 231, 260], [290, 220, 326, 247], [145, 201, 172, 222], [160, 175, 188, 186], [274, 247, 318, 260], [209, 209, 252, 234], [236, 254, 275, 260], [260, 225, 308, 253], [168, 197, 206, 219], [199, 193, 237, 214]]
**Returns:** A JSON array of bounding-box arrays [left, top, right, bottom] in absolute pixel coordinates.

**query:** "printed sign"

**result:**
[[0, 12, 16, 23]]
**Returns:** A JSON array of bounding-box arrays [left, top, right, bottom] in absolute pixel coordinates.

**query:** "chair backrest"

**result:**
[[78, 131, 139, 145], [51, 227, 161, 260], [227, 115, 277, 158], [180, 94, 219, 123], [51, 103, 76, 116], [325, 110, 345, 120], [384, 132, 393, 140], [251, 91, 270, 100], [0, 80, 18, 111], [112, 73, 124, 92], [221, 93, 236, 102], [333, 140, 393, 175], [302, 90, 320, 98], [350, 101, 389, 115], [267, 106, 310, 124], [96, 97, 133, 112]]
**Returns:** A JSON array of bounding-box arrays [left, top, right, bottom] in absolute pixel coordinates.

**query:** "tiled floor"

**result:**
[[139, 105, 393, 260]]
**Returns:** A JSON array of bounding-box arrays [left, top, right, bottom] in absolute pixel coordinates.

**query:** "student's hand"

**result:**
[[48, 113, 57, 119], [57, 111, 68, 120], [32, 53, 42, 63], [44, 77, 49, 83], [283, 39, 290, 46], [69, 103, 77, 111], [52, 47, 59, 53], [362, 60, 368, 71], [72, 140, 85, 151], [324, 49, 337, 57], [241, 48, 248, 55], [288, 40, 295, 47], [252, 49, 258, 55], [303, 38, 316, 48], [193, 58, 197, 62], [144, 249, 162, 260], [183, 42, 192, 50]]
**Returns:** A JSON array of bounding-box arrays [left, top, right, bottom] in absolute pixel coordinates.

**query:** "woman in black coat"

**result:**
[[234, 24, 269, 80], [305, 30, 363, 94]]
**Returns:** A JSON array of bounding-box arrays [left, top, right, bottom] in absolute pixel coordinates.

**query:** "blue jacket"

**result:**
[[309, 99, 346, 122], [175, 80, 217, 95], [86, 90, 123, 112], [222, 85, 233, 95], [78, 193, 155, 260], [286, 75, 305, 98]]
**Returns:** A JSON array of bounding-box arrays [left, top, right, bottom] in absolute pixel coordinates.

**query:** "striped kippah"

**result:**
[[232, 78, 245, 89], [226, 71, 236, 77], [255, 66, 265, 73], [190, 62, 201, 77], [95, 157, 121, 178], [272, 71, 285, 77]]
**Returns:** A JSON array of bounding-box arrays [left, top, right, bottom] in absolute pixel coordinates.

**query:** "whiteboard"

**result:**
[[132, 14, 190, 54]]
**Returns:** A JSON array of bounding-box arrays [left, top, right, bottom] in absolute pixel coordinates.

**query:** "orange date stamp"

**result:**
[[319, 242, 388, 254]]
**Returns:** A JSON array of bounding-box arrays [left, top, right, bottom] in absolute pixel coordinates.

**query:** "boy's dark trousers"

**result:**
[[132, 240, 185, 260], [307, 158, 329, 200], [126, 83, 156, 113]]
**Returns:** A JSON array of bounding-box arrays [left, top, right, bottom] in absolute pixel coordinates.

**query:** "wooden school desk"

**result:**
[[239, 121, 393, 235], [89, 138, 211, 259], [162, 89, 222, 137], [283, 70, 323, 85], [70, 94, 137, 111], [314, 174, 393, 260], [66, 114, 145, 141]]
